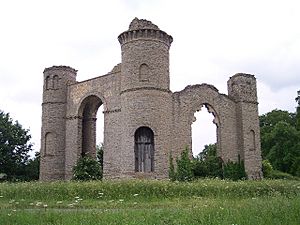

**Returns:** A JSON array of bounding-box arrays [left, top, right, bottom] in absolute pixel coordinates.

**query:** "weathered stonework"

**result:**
[[40, 18, 262, 181]]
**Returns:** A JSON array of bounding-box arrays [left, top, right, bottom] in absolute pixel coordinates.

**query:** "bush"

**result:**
[[269, 170, 299, 180], [176, 147, 194, 181], [262, 159, 273, 178], [168, 153, 176, 181], [73, 156, 102, 181], [192, 144, 223, 179], [223, 158, 246, 181]]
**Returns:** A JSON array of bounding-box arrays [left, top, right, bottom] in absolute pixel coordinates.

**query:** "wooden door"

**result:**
[[134, 127, 154, 172]]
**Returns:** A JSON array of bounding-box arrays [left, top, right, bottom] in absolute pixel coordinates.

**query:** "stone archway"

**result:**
[[191, 103, 221, 157], [78, 95, 103, 158]]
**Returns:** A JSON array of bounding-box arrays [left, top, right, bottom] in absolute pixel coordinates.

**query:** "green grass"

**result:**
[[0, 179, 299, 224]]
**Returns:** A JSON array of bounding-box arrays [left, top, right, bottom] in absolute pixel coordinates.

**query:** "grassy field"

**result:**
[[0, 179, 299, 224]]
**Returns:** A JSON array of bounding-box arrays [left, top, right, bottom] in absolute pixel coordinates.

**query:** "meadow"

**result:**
[[0, 179, 299, 225]]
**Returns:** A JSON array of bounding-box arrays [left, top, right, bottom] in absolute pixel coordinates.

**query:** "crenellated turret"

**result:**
[[118, 18, 173, 93]]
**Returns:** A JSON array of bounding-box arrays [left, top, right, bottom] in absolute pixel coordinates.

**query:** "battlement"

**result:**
[[44, 65, 78, 75], [118, 18, 173, 47], [128, 18, 159, 30]]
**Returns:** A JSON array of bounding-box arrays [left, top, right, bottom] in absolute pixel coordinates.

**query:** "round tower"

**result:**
[[117, 18, 173, 178], [40, 66, 77, 181], [118, 17, 173, 92]]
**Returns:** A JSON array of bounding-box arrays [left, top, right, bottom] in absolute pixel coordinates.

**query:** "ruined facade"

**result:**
[[40, 18, 262, 181]]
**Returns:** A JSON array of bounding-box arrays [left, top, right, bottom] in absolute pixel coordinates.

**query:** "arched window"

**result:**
[[53, 75, 59, 89], [249, 130, 256, 151], [45, 132, 56, 156], [139, 63, 150, 82], [45, 76, 51, 90], [134, 127, 154, 172]]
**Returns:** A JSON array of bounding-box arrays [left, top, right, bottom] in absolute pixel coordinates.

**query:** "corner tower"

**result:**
[[40, 66, 77, 181], [227, 73, 262, 179]]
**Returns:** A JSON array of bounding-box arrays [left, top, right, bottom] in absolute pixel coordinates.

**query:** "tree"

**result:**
[[295, 90, 300, 131], [265, 121, 300, 174], [0, 110, 33, 180], [260, 109, 296, 159], [192, 144, 223, 178], [24, 152, 40, 181]]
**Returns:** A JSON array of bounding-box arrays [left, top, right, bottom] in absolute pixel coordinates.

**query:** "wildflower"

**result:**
[[119, 199, 124, 202], [56, 201, 63, 204], [133, 202, 138, 205], [108, 200, 114, 203], [29, 203, 34, 206], [36, 202, 42, 206], [7, 213, 11, 216], [0, 195, 3, 198], [12, 209, 17, 212], [68, 203, 74, 208], [220, 207, 224, 210], [98, 192, 104, 195], [74, 196, 80, 199], [43, 204, 48, 208], [133, 194, 139, 197]]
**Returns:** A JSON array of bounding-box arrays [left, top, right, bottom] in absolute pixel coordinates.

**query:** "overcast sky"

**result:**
[[0, 0, 299, 156]]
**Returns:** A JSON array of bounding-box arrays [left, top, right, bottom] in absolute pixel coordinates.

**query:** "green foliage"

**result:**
[[296, 91, 300, 130], [73, 156, 102, 181], [175, 147, 193, 181], [260, 109, 300, 177], [192, 144, 223, 178], [0, 110, 33, 181], [23, 152, 40, 181], [262, 159, 273, 178], [266, 121, 300, 174], [168, 153, 176, 181], [268, 170, 299, 180], [96, 143, 103, 171], [223, 157, 246, 181]]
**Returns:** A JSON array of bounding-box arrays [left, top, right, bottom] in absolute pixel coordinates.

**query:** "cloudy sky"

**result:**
[[0, 0, 299, 156]]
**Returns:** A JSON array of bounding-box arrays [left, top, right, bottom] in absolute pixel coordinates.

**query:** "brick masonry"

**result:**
[[40, 18, 262, 181]]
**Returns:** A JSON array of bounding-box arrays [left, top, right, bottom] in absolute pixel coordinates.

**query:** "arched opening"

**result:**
[[53, 75, 59, 89], [134, 127, 154, 172], [191, 104, 219, 157], [45, 76, 51, 90], [79, 95, 103, 158]]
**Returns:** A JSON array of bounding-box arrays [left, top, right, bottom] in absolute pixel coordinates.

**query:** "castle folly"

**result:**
[[40, 18, 262, 180]]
